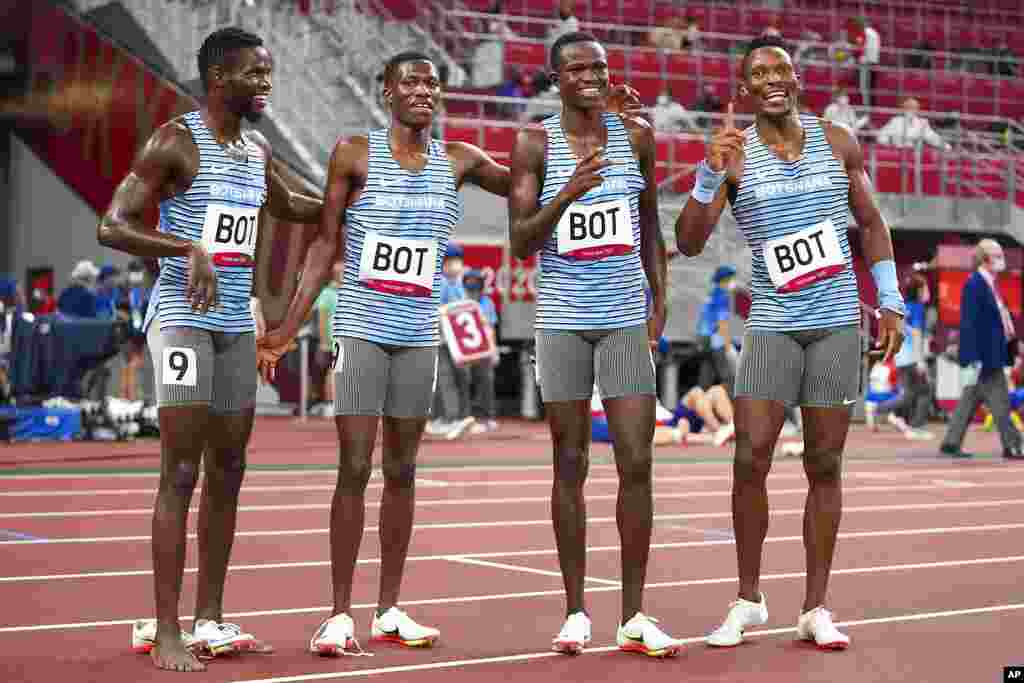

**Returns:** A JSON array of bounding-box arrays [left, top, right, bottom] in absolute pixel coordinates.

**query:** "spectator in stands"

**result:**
[[828, 29, 855, 67], [547, 0, 579, 51], [463, 269, 500, 433], [472, 2, 513, 88], [761, 26, 782, 39], [651, 86, 697, 133], [851, 17, 879, 106], [794, 30, 827, 66], [877, 98, 952, 150], [57, 260, 100, 318], [681, 17, 701, 53], [496, 68, 529, 118], [692, 82, 723, 129], [823, 88, 868, 134], [118, 260, 151, 402], [648, 14, 685, 51]]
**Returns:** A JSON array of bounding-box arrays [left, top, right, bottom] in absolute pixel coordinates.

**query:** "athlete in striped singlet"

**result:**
[[509, 32, 683, 658], [675, 36, 905, 650], [98, 28, 323, 672]]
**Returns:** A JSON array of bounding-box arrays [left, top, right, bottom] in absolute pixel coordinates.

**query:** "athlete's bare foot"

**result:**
[[151, 634, 206, 672]]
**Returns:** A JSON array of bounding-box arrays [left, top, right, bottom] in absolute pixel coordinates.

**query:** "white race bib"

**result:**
[[764, 219, 846, 292], [358, 232, 437, 297], [201, 203, 259, 267], [556, 197, 633, 261], [162, 347, 197, 386]]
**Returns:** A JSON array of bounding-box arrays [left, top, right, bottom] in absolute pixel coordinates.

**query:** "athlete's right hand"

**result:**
[[560, 148, 614, 202], [186, 242, 218, 313], [707, 102, 745, 173]]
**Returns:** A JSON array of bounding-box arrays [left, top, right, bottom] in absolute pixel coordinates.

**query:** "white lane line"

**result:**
[[1, 464, 1017, 493], [5, 480, 1023, 519], [447, 557, 620, 586], [3, 555, 1021, 635], [3, 521, 1022, 583], [231, 602, 1024, 682], [3, 498, 1022, 546]]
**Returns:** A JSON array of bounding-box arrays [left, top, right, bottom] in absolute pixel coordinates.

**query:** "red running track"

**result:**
[[1, 419, 1022, 682]]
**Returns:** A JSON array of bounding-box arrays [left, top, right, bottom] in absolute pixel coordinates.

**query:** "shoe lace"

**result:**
[[216, 622, 242, 636]]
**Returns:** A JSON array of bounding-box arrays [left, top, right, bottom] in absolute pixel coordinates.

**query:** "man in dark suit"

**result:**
[[940, 239, 1024, 459]]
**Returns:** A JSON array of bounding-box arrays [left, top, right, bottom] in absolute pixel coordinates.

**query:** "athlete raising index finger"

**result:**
[[675, 34, 904, 651], [509, 31, 680, 659]]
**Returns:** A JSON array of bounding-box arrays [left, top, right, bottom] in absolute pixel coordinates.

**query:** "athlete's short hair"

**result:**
[[741, 34, 790, 80], [197, 27, 264, 92], [550, 31, 601, 71], [384, 51, 435, 86]]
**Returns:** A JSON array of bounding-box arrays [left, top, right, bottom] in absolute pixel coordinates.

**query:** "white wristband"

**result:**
[[691, 161, 727, 204]]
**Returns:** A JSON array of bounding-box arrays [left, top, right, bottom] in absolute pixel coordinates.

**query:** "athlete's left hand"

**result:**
[[251, 297, 266, 343], [648, 298, 667, 350], [607, 84, 643, 117], [876, 309, 905, 362]]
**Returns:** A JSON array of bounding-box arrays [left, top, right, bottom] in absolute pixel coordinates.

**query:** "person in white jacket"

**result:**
[[876, 98, 951, 150], [823, 89, 868, 134]]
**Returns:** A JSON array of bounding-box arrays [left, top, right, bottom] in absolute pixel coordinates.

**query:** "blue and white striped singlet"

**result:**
[[153, 111, 267, 333], [536, 113, 648, 331], [732, 114, 860, 331], [333, 129, 461, 347]]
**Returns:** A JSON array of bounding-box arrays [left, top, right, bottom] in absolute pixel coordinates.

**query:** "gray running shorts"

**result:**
[[332, 336, 438, 418], [147, 324, 257, 414], [535, 324, 656, 403], [734, 326, 862, 408]]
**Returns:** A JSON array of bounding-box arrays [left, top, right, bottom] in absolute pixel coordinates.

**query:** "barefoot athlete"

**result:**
[[98, 27, 323, 672]]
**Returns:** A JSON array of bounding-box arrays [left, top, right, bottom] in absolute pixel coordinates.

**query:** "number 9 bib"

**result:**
[[764, 219, 846, 293], [556, 197, 633, 261], [359, 232, 438, 297]]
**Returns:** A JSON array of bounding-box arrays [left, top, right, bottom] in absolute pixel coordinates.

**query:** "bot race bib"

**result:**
[[556, 197, 633, 261], [764, 219, 846, 293], [359, 232, 437, 297], [201, 203, 259, 267]]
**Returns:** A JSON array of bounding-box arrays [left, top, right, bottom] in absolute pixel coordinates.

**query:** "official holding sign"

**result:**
[[97, 28, 324, 672], [509, 32, 682, 658], [675, 35, 905, 651]]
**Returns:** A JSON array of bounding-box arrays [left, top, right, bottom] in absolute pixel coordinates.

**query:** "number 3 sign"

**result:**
[[440, 300, 496, 366]]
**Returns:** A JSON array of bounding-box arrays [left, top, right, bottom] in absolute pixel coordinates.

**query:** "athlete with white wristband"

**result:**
[[675, 35, 904, 651]]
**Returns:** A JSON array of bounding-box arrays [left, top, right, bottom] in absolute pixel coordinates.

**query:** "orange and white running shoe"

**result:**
[[131, 619, 202, 655], [796, 606, 850, 650], [370, 607, 440, 647], [616, 613, 684, 657], [552, 611, 592, 655]]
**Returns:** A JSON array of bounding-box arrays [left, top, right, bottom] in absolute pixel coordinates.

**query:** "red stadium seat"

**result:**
[[587, 0, 619, 24], [631, 75, 664, 104], [504, 41, 547, 70], [892, 19, 919, 49], [870, 145, 909, 194], [667, 52, 697, 80], [700, 55, 732, 81], [664, 76, 698, 106], [619, 0, 649, 25], [484, 125, 518, 154], [521, 0, 555, 18], [606, 47, 627, 72], [709, 7, 740, 33], [629, 48, 662, 76], [445, 124, 483, 146], [674, 137, 706, 165], [901, 69, 932, 97]]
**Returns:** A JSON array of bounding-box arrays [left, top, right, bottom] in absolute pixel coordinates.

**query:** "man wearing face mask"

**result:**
[[940, 239, 1024, 459], [432, 243, 477, 439], [696, 265, 739, 395], [823, 89, 868, 135], [651, 87, 696, 133], [877, 98, 951, 150]]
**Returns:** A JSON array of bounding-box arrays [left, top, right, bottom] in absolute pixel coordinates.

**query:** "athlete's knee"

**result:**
[[382, 456, 417, 490], [802, 449, 843, 484], [553, 444, 590, 488], [207, 449, 247, 495], [337, 452, 373, 493], [733, 443, 772, 484], [616, 447, 652, 487], [163, 460, 201, 497]]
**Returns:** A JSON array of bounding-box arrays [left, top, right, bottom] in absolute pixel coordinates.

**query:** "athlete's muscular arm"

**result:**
[[675, 104, 745, 257], [449, 141, 510, 196], [824, 119, 904, 358], [508, 127, 611, 259], [628, 117, 668, 344], [249, 131, 324, 224], [263, 137, 360, 354], [98, 120, 218, 312]]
